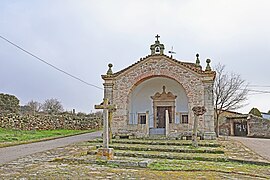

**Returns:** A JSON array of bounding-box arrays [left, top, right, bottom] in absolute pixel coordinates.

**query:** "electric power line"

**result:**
[[247, 89, 270, 96], [247, 89, 270, 93], [0, 35, 103, 90], [3, 35, 270, 94], [248, 85, 270, 88], [248, 93, 267, 96]]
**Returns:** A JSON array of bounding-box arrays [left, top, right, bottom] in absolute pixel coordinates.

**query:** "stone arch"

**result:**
[[112, 57, 205, 127], [127, 74, 190, 110], [126, 76, 189, 127]]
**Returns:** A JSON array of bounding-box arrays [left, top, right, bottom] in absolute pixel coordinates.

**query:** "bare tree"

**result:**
[[214, 64, 249, 137], [42, 98, 64, 114], [27, 100, 42, 114]]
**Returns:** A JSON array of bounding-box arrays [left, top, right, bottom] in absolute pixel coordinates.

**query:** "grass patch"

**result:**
[[0, 128, 97, 147], [148, 159, 270, 179]]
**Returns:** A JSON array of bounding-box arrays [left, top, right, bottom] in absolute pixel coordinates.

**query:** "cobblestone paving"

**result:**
[[0, 140, 269, 179], [229, 136, 270, 161], [220, 139, 269, 164]]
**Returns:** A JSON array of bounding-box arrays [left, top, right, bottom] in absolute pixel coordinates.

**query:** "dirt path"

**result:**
[[0, 131, 101, 165], [229, 136, 270, 161]]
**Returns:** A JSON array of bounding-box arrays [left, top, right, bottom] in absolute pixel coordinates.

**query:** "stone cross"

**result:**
[[192, 106, 206, 147], [155, 34, 160, 41], [95, 98, 116, 148]]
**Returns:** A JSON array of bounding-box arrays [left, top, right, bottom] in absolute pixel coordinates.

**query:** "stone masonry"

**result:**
[[247, 114, 270, 138], [100, 36, 216, 139], [0, 113, 101, 130]]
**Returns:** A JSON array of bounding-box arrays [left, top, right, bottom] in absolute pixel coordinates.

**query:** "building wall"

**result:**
[[219, 114, 270, 138], [248, 114, 270, 138], [104, 56, 215, 138], [129, 76, 188, 127]]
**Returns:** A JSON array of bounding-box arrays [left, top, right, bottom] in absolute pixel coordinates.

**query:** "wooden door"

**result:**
[[157, 106, 172, 128], [234, 121, 248, 136]]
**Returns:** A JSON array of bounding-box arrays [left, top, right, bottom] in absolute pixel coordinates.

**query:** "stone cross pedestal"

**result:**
[[95, 98, 116, 160], [192, 106, 206, 147]]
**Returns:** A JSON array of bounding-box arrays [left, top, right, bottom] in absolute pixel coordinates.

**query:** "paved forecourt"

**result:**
[[229, 136, 270, 161]]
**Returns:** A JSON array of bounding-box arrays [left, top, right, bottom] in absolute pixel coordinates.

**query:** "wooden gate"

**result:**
[[234, 121, 248, 136]]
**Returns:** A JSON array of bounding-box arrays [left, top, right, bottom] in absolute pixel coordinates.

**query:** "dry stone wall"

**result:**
[[248, 115, 270, 138], [219, 114, 270, 138], [0, 113, 102, 130]]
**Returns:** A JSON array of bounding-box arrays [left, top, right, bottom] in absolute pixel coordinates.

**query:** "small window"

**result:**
[[138, 113, 146, 124], [181, 114, 189, 124], [155, 47, 160, 53]]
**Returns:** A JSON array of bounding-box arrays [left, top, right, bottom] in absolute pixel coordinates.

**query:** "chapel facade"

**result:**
[[101, 35, 216, 139]]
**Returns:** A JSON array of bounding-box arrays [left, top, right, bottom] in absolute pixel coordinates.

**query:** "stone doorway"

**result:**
[[150, 86, 177, 134], [157, 106, 172, 128]]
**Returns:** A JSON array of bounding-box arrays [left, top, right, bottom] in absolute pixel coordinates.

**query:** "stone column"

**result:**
[[230, 119, 234, 136], [103, 107, 109, 148], [103, 82, 114, 103], [165, 110, 169, 137], [145, 111, 149, 137], [192, 106, 206, 147], [103, 82, 114, 142], [203, 82, 216, 139]]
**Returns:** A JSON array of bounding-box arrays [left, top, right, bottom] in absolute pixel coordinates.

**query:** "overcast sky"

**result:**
[[1, 0, 269, 113]]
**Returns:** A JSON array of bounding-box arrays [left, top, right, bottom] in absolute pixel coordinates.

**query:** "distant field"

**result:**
[[0, 128, 95, 147]]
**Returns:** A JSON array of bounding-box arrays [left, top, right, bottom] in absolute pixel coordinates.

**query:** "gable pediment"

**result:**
[[151, 86, 177, 101], [102, 54, 214, 80]]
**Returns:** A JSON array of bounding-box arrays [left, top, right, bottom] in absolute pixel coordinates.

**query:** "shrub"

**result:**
[[249, 108, 262, 117]]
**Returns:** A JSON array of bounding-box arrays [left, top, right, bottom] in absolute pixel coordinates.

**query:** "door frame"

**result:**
[[151, 86, 177, 128], [156, 106, 172, 128]]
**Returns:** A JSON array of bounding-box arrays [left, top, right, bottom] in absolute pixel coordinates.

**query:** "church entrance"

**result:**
[[149, 86, 177, 135], [157, 106, 172, 128]]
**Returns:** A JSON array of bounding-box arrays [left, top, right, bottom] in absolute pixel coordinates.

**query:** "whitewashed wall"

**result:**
[[129, 77, 188, 127]]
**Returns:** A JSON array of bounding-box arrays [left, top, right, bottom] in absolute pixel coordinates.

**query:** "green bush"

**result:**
[[249, 108, 262, 117], [0, 93, 20, 114]]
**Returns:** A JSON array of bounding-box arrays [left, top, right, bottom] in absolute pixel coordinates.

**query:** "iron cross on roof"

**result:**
[[155, 34, 160, 41]]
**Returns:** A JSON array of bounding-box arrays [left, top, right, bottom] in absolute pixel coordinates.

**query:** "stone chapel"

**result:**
[[101, 35, 216, 140]]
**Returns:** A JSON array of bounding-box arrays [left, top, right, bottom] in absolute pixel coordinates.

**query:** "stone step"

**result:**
[[109, 145, 223, 154], [149, 128, 165, 135], [117, 141, 219, 147], [87, 139, 220, 147], [114, 150, 226, 162]]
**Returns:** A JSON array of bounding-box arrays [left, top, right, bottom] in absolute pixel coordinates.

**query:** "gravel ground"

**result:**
[[0, 134, 269, 179], [0, 141, 268, 179], [0, 131, 101, 165], [229, 136, 270, 161]]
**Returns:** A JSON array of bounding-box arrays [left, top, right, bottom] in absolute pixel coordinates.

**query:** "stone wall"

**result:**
[[104, 55, 215, 138], [219, 114, 270, 138], [248, 114, 270, 138], [0, 113, 102, 130]]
